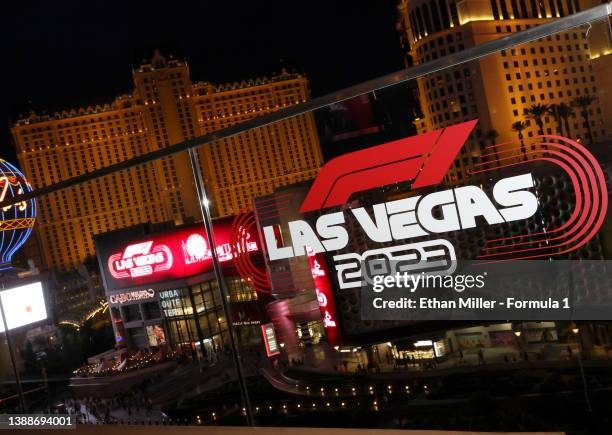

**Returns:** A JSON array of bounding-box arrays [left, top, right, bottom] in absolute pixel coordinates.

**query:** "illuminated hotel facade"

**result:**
[[11, 51, 323, 270], [397, 0, 612, 183]]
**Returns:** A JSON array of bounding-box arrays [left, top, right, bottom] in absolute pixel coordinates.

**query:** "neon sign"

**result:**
[[0, 159, 36, 269], [307, 247, 341, 345], [109, 241, 173, 279], [97, 220, 260, 291], [181, 232, 257, 265], [108, 289, 156, 305]]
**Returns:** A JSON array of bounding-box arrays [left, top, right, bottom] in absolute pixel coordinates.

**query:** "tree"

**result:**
[[556, 103, 574, 138], [573, 94, 598, 145], [485, 129, 499, 146], [525, 103, 550, 135], [511, 121, 528, 160]]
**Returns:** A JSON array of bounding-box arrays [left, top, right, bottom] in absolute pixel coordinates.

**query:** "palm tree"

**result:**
[[573, 94, 598, 145], [511, 121, 527, 160], [547, 104, 562, 135], [524, 103, 549, 135], [556, 102, 574, 138], [485, 129, 499, 146]]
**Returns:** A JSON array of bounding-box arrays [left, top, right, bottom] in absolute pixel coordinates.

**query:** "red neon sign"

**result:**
[[109, 241, 173, 279], [102, 222, 258, 289], [307, 247, 341, 346]]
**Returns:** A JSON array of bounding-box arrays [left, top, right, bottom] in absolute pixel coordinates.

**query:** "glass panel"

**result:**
[[2, 6, 611, 432]]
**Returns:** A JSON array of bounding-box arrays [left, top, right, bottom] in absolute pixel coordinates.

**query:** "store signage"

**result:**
[[233, 320, 261, 326], [261, 322, 280, 357], [108, 289, 155, 305], [109, 241, 173, 279], [262, 119, 608, 289], [97, 220, 259, 291], [433, 340, 446, 357], [307, 247, 341, 345], [414, 340, 433, 347], [159, 289, 191, 317]]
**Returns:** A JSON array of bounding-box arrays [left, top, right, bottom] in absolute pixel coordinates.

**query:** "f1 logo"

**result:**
[[300, 119, 478, 213]]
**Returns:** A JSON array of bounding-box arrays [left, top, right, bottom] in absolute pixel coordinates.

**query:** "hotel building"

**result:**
[[396, 0, 612, 183], [11, 51, 322, 270]]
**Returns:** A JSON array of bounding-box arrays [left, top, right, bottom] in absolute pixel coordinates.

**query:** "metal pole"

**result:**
[[187, 148, 255, 426], [0, 284, 27, 413], [575, 329, 593, 412]]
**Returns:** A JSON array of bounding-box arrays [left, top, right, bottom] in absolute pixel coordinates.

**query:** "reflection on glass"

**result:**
[[2, 4, 612, 432]]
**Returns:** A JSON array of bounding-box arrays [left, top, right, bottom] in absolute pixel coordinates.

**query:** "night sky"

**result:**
[[2, 0, 404, 166]]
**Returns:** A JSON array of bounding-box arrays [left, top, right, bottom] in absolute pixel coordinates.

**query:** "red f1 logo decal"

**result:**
[[300, 119, 478, 213]]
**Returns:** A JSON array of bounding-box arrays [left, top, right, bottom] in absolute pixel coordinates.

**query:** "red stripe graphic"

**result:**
[[469, 135, 608, 261], [299, 119, 478, 213]]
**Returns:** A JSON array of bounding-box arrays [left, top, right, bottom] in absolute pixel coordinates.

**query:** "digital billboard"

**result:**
[[95, 220, 259, 292], [0, 281, 47, 333], [261, 322, 280, 357]]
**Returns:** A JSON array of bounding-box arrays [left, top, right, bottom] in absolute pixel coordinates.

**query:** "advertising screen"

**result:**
[[261, 322, 280, 357], [307, 247, 341, 346], [96, 220, 259, 292], [0, 281, 47, 333]]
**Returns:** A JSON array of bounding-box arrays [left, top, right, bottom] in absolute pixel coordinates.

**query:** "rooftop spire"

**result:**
[[151, 49, 167, 68]]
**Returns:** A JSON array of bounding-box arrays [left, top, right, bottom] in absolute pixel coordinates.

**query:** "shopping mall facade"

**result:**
[[94, 217, 269, 362]]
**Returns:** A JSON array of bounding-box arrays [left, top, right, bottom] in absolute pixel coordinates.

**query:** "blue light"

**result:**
[[0, 159, 36, 268]]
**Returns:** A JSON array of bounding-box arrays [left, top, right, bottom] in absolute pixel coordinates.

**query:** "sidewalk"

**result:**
[[279, 342, 611, 377]]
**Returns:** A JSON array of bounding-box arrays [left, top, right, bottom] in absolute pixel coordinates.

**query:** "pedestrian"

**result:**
[[342, 360, 348, 372], [567, 345, 573, 359], [478, 348, 485, 364]]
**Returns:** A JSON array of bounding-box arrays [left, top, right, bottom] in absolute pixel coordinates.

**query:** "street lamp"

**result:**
[[513, 324, 524, 361]]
